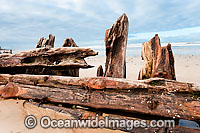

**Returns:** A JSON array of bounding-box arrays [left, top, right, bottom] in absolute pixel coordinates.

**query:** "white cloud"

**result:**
[[104, 0, 126, 15], [0, 0, 73, 22], [46, 0, 103, 20], [0, 0, 200, 51]]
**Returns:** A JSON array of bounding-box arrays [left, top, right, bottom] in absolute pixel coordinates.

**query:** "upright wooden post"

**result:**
[[62, 37, 79, 76], [47, 34, 55, 48], [62, 38, 78, 47], [138, 34, 176, 80], [97, 65, 103, 77], [36, 37, 44, 48], [104, 13, 129, 78], [36, 34, 55, 48]]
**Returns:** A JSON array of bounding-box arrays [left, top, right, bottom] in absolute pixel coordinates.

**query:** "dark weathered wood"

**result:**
[[31, 102, 199, 132], [36, 37, 44, 48], [0, 74, 199, 121], [138, 34, 176, 80], [97, 65, 103, 77], [62, 37, 79, 76], [0, 47, 12, 54], [104, 13, 129, 78], [36, 34, 55, 48], [47, 34, 55, 48], [62, 38, 78, 47], [0, 47, 98, 76]]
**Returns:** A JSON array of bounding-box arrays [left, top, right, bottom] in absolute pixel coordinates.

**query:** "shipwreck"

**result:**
[[0, 14, 199, 132]]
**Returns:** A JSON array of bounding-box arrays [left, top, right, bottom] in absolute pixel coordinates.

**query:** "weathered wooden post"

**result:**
[[62, 38, 78, 47], [104, 13, 129, 78], [36, 34, 55, 48], [138, 34, 176, 80], [97, 65, 103, 77], [36, 37, 44, 48], [62, 37, 79, 76], [47, 34, 55, 48]]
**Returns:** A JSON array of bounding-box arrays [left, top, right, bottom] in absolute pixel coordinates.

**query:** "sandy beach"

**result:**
[[0, 99, 123, 133], [0, 55, 199, 132], [1, 0, 200, 132], [80, 55, 200, 84]]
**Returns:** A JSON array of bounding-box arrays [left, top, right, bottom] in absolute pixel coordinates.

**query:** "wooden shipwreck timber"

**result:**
[[104, 13, 128, 78], [0, 13, 199, 132], [0, 46, 12, 54], [0, 74, 199, 132], [0, 47, 97, 76], [138, 34, 176, 80], [0, 74, 199, 121]]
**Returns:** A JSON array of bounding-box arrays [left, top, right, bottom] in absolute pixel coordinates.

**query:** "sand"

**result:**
[[80, 55, 200, 84], [0, 99, 123, 133], [0, 55, 199, 132]]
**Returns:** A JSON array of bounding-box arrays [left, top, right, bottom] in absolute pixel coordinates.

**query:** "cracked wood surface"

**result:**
[[0, 74, 199, 121], [0, 47, 98, 76], [104, 13, 129, 78], [138, 34, 176, 80], [32, 102, 200, 132]]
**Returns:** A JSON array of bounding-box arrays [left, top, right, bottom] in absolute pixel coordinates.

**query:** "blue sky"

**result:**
[[0, 0, 200, 51]]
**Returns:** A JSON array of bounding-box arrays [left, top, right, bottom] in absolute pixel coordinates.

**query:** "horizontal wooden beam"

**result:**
[[0, 47, 98, 76], [0, 74, 199, 121]]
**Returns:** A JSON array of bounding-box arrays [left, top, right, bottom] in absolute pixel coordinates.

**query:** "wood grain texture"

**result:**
[[0, 47, 98, 76], [33, 103, 200, 132], [36, 34, 55, 48], [138, 34, 176, 80], [104, 13, 129, 78], [0, 74, 199, 121], [62, 38, 78, 47]]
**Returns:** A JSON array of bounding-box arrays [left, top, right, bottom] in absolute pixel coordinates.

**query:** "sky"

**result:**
[[0, 0, 200, 51]]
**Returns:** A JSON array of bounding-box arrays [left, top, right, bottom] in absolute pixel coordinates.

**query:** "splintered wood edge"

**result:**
[[0, 74, 199, 92]]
